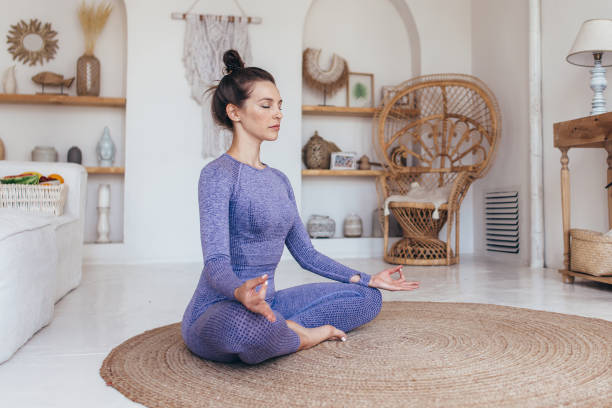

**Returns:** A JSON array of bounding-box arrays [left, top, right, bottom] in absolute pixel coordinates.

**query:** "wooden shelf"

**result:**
[[86, 167, 125, 174], [302, 105, 379, 117], [0, 93, 126, 107], [302, 104, 418, 118], [302, 169, 384, 176]]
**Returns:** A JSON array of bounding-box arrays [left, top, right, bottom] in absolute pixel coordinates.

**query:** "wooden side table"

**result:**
[[553, 111, 612, 284]]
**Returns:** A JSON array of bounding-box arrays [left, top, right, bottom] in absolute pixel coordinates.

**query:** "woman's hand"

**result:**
[[368, 265, 420, 291], [234, 274, 277, 323]]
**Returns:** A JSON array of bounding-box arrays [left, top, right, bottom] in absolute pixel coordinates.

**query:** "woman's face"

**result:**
[[228, 80, 283, 141]]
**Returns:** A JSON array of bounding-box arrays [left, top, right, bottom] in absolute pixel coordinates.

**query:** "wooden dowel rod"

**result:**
[[170, 12, 261, 24]]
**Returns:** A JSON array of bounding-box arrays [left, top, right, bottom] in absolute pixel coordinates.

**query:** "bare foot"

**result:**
[[286, 320, 347, 351]]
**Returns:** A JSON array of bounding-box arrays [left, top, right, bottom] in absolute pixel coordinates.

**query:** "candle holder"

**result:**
[[96, 184, 111, 243]]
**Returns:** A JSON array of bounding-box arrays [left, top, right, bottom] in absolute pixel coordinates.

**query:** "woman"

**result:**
[[181, 49, 420, 365]]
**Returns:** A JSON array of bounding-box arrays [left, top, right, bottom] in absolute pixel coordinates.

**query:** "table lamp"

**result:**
[[566, 19, 612, 115]]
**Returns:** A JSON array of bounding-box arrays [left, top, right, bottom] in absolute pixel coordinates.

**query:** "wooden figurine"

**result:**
[[31, 71, 75, 94]]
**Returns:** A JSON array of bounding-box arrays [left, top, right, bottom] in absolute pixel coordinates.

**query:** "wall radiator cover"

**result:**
[[485, 191, 519, 254]]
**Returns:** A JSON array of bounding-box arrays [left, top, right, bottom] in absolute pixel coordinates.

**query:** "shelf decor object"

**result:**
[[307, 214, 335, 238], [96, 184, 111, 243], [31, 146, 58, 162], [566, 19, 612, 115], [330, 151, 357, 170], [2, 66, 17, 93], [347, 72, 374, 108], [303, 48, 349, 106], [67, 146, 82, 164], [302, 130, 340, 169], [374, 74, 501, 266], [6, 19, 58, 66], [76, 1, 113, 96], [343, 213, 363, 237], [31, 71, 74, 95], [96, 126, 116, 166]]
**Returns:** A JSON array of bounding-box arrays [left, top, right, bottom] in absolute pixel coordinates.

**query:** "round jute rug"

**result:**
[[100, 302, 612, 408]]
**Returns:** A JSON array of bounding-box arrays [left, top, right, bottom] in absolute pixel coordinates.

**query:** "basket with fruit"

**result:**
[[0, 171, 67, 215]]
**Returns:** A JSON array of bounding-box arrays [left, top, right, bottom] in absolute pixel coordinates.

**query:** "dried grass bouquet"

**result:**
[[78, 1, 113, 56]]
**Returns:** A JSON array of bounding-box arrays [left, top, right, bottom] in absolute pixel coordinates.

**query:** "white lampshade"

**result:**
[[566, 19, 612, 67]]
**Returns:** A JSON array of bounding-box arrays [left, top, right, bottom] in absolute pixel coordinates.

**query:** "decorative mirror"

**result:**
[[6, 19, 58, 66]]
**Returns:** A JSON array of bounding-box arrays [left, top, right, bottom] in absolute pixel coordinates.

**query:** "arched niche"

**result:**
[[301, 0, 421, 107]]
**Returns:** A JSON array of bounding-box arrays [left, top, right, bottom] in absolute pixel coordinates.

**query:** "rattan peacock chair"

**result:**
[[373, 74, 501, 266]]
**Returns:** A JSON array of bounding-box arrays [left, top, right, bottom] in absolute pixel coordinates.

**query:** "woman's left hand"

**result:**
[[368, 265, 420, 291]]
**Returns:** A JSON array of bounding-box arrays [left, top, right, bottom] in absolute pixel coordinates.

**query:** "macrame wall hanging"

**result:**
[[173, 0, 260, 159], [302, 48, 349, 105]]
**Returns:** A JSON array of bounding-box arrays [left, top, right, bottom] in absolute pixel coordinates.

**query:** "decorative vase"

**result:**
[[31, 146, 58, 162], [2, 65, 17, 94], [301, 130, 341, 169], [67, 146, 82, 164], [96, 126, 116, 166], [96, 184, 111, 243], [0, 137, 5, 160], [76, 54, 100, 96], [343, 213, 363, 237], [307, 214, 335, 238]]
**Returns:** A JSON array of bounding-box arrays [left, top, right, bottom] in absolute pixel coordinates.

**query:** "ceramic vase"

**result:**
[[307, 214, 335, 238], [32, 146, 58, 162], [96, 126, 116, 166], [77, 54, 100, 96], [67, 146, 82, 164], [2, 65, 17, 94], [343, 213, 363, 237]]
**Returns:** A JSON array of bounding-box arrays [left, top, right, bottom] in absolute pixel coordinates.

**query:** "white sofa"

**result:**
[[0, 161, 87, 363]]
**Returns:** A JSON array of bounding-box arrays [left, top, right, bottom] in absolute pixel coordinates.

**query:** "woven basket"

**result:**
[[570, 228, 612, 276], [0, 184, 67, 216]]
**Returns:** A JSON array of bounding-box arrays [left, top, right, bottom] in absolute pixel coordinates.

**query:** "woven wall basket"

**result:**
[[0, 184, 67, 216], [570, 228, 612, 276]]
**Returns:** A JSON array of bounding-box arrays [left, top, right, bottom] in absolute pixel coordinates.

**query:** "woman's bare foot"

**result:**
[[286, 320, 347, 351]]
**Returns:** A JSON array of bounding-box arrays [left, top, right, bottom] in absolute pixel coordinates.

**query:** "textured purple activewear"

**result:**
[[181, 152, 382, 364]]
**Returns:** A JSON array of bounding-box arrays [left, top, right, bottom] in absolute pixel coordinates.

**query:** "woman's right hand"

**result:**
[[233, 274, 277, 323]]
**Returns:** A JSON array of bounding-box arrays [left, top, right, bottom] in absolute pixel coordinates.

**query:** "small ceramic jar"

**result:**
[[31, 146, 58, 162], [307, 214, 335, 238], [343, 213, 363, 237]]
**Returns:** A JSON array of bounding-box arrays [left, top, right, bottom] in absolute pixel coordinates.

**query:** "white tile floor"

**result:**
[[1, 255, 611, 407]]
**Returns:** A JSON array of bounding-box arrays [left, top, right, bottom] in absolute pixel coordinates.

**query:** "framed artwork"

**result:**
[[330, 151, 357, 170], [346, 72, 374, 108]]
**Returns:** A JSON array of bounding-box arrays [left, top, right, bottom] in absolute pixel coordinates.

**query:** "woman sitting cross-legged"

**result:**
[[181, 49, 420, 365]]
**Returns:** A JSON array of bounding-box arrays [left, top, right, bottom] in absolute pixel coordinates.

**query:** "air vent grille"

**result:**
[[485, 191, 519, 254]]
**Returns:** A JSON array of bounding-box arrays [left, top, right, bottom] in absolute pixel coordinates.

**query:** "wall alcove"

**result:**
[[300, 0, 421, 256]]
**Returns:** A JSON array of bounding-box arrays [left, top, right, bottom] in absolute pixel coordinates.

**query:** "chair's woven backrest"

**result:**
[[373, 74, 501, 187]]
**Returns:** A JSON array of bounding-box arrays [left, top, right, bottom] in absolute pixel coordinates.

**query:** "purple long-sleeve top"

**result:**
[[182, 152, 372, 328]]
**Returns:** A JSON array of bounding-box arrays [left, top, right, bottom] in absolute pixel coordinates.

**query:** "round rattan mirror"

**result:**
[[6, 19, 58, 66]]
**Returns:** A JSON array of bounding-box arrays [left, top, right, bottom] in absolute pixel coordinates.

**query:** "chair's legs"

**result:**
[[455, 210, 460, 264], [383, 214, 389, 262], [446, 212, 453, 265]]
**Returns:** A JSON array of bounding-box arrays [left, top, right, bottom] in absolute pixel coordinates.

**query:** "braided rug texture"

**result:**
[[100, 302, 612, 408]]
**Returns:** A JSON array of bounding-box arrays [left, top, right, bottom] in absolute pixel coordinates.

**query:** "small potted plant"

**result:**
[[76, 1, 112, 96]]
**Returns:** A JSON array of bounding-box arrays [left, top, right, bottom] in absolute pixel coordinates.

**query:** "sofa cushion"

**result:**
[[0, 208, 55, 242]]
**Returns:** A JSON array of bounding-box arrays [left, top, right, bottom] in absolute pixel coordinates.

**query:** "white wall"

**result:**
[[2, 0, 474, 264], [0, 0, 127, 244], [301, 0, 474, 253], [542, 0, 612, 269], [470, 0, 531, 265]]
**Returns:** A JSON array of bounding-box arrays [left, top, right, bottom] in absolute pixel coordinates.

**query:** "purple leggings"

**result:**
[[183, 282, 382, 365]]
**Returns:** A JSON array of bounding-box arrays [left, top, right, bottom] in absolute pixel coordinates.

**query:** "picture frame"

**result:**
[[381, 85, 417, 108], [330, 151, 357, 170], [346, 72, 374, 108]]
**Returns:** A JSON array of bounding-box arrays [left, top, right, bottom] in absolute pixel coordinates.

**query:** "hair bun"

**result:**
[[223, 49, 245, 75]]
